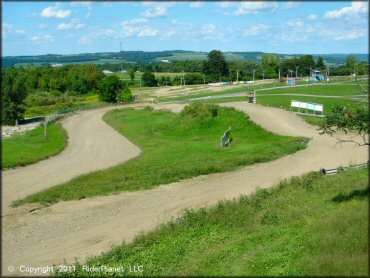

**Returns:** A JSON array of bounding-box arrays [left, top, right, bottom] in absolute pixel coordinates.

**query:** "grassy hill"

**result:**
[[56, 166, 368, 276]]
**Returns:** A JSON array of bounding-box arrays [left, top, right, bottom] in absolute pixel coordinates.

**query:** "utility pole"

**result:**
[[262, 70, 265, 80], [295, 66, 299, 78], [252, 70, 256, 82], [183, 70, 185, 87], [278, 68, 281, 80], [236, 70, 239, 83]]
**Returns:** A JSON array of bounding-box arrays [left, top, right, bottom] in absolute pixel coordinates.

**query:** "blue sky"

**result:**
[[2, 1, 368, 56]]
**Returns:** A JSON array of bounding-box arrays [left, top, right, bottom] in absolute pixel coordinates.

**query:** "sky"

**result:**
[[2, 1, 369, 56]]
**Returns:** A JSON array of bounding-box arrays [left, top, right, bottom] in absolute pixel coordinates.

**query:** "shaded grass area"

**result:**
[[2, 122, 67, 169], [13, 104, 308, 207], [55, 167, 369, 277]]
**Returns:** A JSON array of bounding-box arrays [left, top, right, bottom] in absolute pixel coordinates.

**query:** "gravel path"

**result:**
[[2, 102, 367, 276]]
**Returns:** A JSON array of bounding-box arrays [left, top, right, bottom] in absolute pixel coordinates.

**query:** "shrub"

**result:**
[[180, 103, 219, 118]]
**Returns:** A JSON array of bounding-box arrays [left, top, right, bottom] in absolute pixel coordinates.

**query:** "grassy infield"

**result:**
[[13, 104, 307, 206]]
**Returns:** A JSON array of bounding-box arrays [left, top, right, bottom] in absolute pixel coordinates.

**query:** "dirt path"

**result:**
[[2, 102, 367, 276]]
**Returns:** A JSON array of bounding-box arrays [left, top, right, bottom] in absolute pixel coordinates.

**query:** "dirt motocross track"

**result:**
[[2, 102, 368, 276]]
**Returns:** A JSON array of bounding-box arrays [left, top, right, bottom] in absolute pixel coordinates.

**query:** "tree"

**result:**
[[117, 85, 133, 103], [203, 50, 229, 81], [320, 84, 369, 146], [128, 69, 135, 83], [345, 55, 357, 68], [98, 75, 124, 102], [1, 67, 28, 125], [316, 56, 325, 70], [142, 71, 157, 87]]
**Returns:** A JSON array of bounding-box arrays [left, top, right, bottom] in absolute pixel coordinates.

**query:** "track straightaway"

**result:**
[[2, 102, 368, 276]]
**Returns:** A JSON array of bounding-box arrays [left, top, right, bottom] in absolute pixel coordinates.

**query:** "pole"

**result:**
[[236, 70, 239, 83], [253, 70, 255, 82], [183, 70, 185, 87]]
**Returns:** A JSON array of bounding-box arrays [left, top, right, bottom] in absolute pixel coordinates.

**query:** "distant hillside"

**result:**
[[2, 50, 368, 68]]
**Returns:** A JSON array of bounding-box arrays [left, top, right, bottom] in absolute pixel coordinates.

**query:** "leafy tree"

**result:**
[[1, 67, 27, 125], [316, 56, 325, 70], [203, 50, 229, 81], [320, 84, 369, 146], [98, 75, 124, 102], [128, 69, 135, 83], [142, 71, 157, 87], [117, 85, 133, 103], [345, 55, 357, 68]]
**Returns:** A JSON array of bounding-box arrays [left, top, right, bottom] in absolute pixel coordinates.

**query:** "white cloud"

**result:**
[[190, 2, 204, 8], [75, 23, 86, 29], [86, 6, 93, 18], [215, 2, 239, 8], [324, 2, 368, 19], [141, 2, 174, 18], [2, 23, 26, 38], [281, 1, 301, 10], [234, 2, 278, 15], [121, 18, 159, 37], [307, 14, 317, 20], [57, 20, 86, 30], [321, 29, 367, 41], [70, 1, 92, 7], [41, 4, 71, 19], [57, 23, 73, 30], [31, 34, 54, 43], [287, 19, 305, 27], [39, 23, 47, 29], [244, 24, 270, 36]]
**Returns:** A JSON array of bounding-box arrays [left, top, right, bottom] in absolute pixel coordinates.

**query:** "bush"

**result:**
[[180, 103, 219, 118], [118, 87, 133, 103]]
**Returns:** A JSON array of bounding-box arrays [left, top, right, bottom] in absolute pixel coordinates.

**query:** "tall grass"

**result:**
[[56, 167, 368, 277]]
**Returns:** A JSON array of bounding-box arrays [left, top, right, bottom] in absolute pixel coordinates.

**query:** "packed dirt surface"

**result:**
[[2, 102, 367, 276]]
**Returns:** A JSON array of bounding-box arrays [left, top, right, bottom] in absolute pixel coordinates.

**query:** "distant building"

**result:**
[[161, 60, 170, 63], [102, 70, 114, 74], [51, 63, 63, 67]]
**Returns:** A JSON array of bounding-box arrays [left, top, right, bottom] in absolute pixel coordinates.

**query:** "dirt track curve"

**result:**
[[2, 102, 368, 276]]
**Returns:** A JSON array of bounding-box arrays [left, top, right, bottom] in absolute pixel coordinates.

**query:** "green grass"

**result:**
[[55, 167, 368, 277], [2, 122, 68, 169], [200, 95, 364, 115], [13, 104, 308, 207], [258, 83, 365, 96]]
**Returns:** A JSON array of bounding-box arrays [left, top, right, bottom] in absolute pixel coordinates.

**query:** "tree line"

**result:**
[[1, 64, 132, 125]]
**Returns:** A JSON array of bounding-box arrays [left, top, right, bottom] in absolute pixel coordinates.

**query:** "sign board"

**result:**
[[290, 100, 324, 115]]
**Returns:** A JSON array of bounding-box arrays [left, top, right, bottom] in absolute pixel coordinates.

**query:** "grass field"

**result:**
[[13, 104, 308, 207], [55, 166, 368, 277], [2, 122, 68, 169]]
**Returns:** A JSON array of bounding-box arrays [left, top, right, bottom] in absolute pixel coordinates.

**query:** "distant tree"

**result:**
[[1, 67, 28, 125], [98, 75, 124, 102], [128, 69, 135, 83], [203, 50, 229, 81], [261, 54, 280, 78], [316, 56, 325, 70], [345, 55, 357, 69], [142, 71, 157, 87]]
